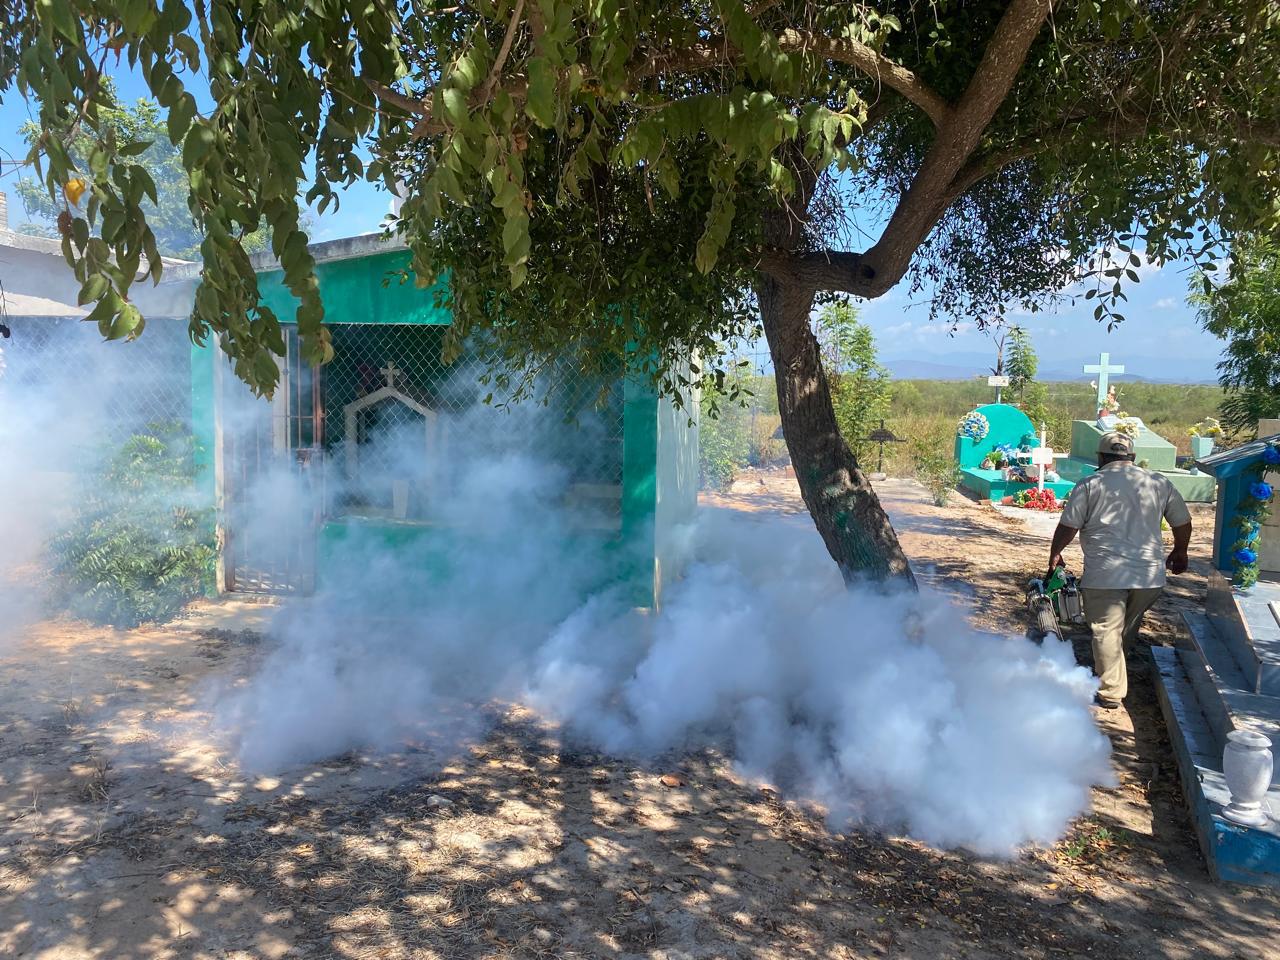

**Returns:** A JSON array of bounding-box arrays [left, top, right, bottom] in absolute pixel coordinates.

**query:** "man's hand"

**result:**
[[1048, 524, 1079, 580], [1166, 521, 1192, 575]]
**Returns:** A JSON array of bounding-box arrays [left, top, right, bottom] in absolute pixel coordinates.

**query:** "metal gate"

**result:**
[[223, 328, 323, 594]]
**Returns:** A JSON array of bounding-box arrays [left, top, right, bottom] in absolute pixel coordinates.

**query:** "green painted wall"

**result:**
[[259, 248, 451, 326]]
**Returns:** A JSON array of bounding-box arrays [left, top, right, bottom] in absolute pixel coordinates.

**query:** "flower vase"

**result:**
[[1222, 728, 1274, 827], [1190, 436, 1215, 460]]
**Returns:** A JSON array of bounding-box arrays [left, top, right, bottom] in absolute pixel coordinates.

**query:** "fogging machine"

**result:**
[[1026, 564, 1085, 641]]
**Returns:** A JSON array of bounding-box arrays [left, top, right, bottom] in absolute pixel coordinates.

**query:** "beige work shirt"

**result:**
[[1059, 461, 1192, 589]]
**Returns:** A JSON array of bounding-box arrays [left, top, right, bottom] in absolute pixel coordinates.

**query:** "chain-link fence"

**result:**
[[0, 314, 193, 447], [222, 322, 626, 593]]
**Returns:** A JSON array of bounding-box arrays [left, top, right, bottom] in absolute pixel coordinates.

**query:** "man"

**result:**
[[1048, 431, 1193, 709]]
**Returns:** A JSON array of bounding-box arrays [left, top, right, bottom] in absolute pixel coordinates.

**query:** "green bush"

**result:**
[[50, 422, 215, 627], [910, 429, 963, 506], [699, 394, 751, 490]]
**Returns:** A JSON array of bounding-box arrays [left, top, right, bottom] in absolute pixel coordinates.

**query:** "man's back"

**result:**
[[1060, 461, 1190, 589]]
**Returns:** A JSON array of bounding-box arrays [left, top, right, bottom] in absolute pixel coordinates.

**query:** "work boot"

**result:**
[[1093, 693, 1121, 710]]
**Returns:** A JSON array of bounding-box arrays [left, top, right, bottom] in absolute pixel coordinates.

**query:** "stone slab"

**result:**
[[957, 467, 1075, 503], [1150, 646, 1280, 888], [1207, 573, 1280, 696], [1072, 418, 1177, 470]]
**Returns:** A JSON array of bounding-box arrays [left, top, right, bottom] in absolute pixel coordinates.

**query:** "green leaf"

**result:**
[[77, 274, 110, 305], [38, 0, 80, 42], [442, 87, 468, 125], [526, 57, 556, 128], [118, 139, 153, 157]]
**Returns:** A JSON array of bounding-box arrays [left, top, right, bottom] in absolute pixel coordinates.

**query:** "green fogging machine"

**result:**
[[1026, 564, 1085, 641]]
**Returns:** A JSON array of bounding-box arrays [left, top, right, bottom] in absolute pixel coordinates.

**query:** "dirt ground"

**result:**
[[3, 470, 1279, 959]]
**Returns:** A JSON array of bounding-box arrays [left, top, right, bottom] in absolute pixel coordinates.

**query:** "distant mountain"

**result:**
[[882, 351, 1219, 385]]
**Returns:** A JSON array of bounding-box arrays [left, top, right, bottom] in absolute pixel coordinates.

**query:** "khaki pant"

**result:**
[[1082, 587, 1164, 702]]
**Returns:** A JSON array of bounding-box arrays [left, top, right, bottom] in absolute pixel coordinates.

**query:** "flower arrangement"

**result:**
[[1016, 488, 1059, 510], [958, 410, 990, 442], [1230, 442, 1278, 589], [1114, 417, 1140, 439], [1190, 417, 1224, 439]]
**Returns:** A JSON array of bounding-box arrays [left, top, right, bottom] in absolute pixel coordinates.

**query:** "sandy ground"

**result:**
[[2, 471, 1279, 959]]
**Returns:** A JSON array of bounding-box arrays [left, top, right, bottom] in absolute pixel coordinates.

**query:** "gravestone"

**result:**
[[1055, 351, 1215, 501], [1150, 430, 1280, 886], [954, 403, 1075, 502]]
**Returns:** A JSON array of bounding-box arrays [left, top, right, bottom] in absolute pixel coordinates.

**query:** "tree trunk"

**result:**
[[757, 274, 917, 587]]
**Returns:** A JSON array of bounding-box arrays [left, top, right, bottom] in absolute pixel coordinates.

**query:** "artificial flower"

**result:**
[[1250, 481, 1274, 501], [1262, 444, 1280, 466], [1234, 548, 1258, 566]]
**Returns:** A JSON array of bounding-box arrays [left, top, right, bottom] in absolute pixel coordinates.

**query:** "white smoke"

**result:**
[[0, 322, 1113, 857], [0, 317, 194, 639], [214, 395, 1113, 857]]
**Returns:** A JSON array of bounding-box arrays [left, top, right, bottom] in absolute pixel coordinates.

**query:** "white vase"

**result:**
[[1222, 728, 1274, 827]]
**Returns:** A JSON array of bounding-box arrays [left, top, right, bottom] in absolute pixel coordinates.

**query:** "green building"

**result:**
[[187, 235, 699, 608]]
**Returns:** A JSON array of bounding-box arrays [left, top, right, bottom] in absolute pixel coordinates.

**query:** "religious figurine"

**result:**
[[1096, 383, 1121, 419]]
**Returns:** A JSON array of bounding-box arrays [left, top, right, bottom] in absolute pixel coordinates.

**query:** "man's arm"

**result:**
[[1049, 524, 1079, 577], [1166, 521, 1192, 574], [1164, 486, 1193, 575]]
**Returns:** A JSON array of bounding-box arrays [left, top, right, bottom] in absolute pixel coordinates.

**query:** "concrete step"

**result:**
[[1149, 646, 1280, 887], [1206, 572, 1280, 696], [1179, 612, 1280, 759]]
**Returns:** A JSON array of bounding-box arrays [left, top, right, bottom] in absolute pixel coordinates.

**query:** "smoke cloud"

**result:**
[[0, 324, 1113, 857], [213, 391, 1112, 857]]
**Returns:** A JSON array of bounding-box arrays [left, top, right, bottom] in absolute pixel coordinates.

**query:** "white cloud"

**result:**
[[1154, 297, 1177, 309]]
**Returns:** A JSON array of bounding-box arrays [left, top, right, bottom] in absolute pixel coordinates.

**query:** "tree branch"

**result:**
[[775, 30, 950, 126], [854, 0, 1056, 296]]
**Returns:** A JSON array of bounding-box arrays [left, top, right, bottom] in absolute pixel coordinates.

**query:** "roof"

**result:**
[[1196, 433, 1280, 479]]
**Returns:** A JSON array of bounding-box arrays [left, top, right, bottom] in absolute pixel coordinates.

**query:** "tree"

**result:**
[[816, 301, 891, 464], [1005, 327, 1037, 401], [1192, 236, 1280, 437], [12, 94, 270, 260], [4, 1, 1279, 585]]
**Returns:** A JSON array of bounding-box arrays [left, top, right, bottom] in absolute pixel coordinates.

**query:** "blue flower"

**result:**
[[1263, 444, 1280, 466], [1250, 481, 1274, 501], [1243, 524, 1261, 542], [1235, 547, 1259, 566]]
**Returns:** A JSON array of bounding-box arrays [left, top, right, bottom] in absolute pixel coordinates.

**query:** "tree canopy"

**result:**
[[5, 0, 1279, 580], [1193, 236, 1280, 437], [4, 1, 1277, 391]]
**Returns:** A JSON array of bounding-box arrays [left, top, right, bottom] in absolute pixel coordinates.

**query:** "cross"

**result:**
[[1083, 352, 1125, 411], [381, 361, 401, 389], [1028, 423, 1068, 492], [858, 419, 906, 474]]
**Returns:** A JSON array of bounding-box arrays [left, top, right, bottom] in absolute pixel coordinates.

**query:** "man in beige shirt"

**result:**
[[1048, 431, 1193, 709]]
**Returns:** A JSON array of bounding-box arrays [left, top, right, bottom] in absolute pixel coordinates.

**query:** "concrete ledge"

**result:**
[[1150, 646, 1280, 887]]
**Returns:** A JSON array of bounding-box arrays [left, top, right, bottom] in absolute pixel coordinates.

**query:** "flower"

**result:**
[[1234, 547, 1258, 566], [1250, 481, 1274, 501], [957, 410, 990, 441], [1262, 444, 1280, 466]]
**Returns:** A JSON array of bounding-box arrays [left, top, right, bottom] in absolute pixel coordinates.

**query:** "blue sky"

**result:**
[[0, 69, 1226, 383]]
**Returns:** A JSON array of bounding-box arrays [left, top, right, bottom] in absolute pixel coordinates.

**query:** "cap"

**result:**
[[1097, 431, 1135, 457]]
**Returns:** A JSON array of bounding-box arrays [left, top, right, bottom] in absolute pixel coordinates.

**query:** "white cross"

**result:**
[[1083, 352, 1125, 411], [381, 361, 401, 388], [1028, 423, 1068, 492]]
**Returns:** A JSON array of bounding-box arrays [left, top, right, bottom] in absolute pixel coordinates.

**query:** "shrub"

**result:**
[[699, 393, 751, 490], [50, 422, 215, 627], [911, 430, 962, 506]]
